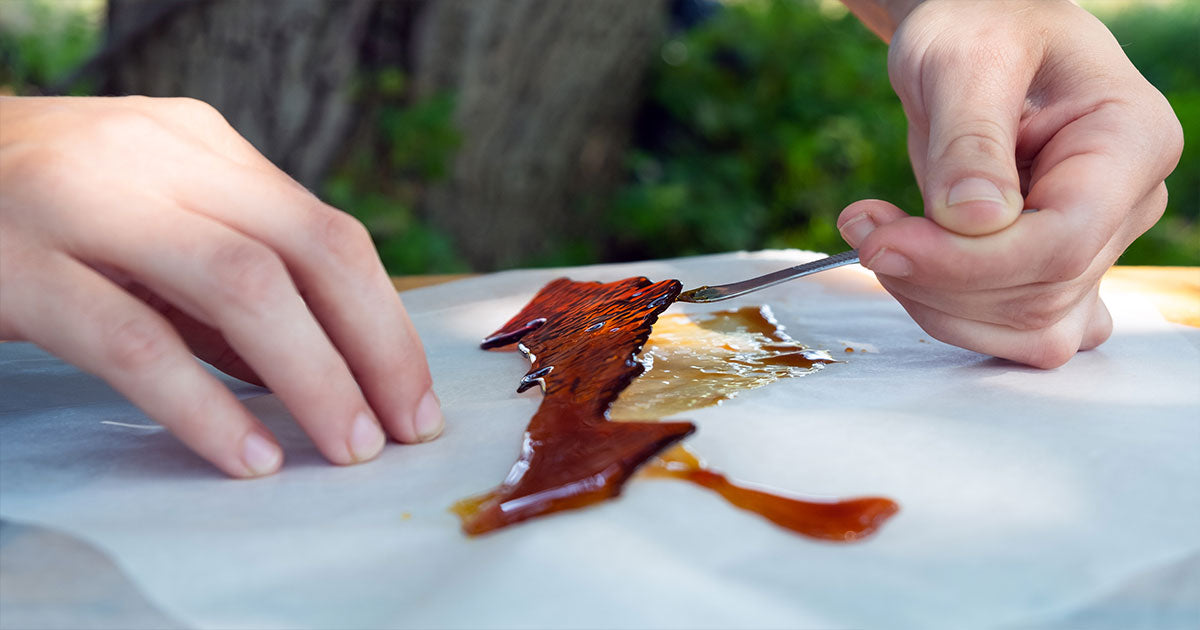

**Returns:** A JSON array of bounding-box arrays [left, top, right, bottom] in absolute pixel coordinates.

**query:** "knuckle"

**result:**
[[114, 95, 156, 113], [925, 249, 990, 291], [999, 287, 1075, 331], [167, 97, 229, 128], [954, 260, 993, 291], [1148, 89, 1185, 163], [1041, 235, 1098, 283], [1131, 184, 1170, 236], [1125, 86, 1184, 180], [1165, 116, 1184, 162], [106, 316, 174, 373], [207, 241, 288, 312], [1150, 182, 1170, 209], [315, 209, 381, 276], [1, 145, 72, 189], [0, 253, 31, 340], [91, 108, 163, 145], [1023, 332, 1078, 370], [938, 121, 1011, 165]]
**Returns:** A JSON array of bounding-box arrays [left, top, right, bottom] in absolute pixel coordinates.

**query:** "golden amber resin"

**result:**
[[455, 277, 897, 541]]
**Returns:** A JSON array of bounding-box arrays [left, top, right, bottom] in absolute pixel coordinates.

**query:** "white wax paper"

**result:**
[[1, 251, 1198, 629]]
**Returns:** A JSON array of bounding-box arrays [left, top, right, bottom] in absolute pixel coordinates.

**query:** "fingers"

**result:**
[[887, 285, 1112, 369], [851, 190, 1161, 331], [837, 198, 1063, 290], [840, 179, 1162, 316], [876, 274, 1091, 332], [164, 151, 444, 444], [890, 18, 1034, 236], [875, 18, 1178, 291], [62, 199, 394, 466], [1079, 297, 1113, 352], [837, 1, 1182, 369], [2, 95, 442, 475], [837, 184, 1143, 367], [3, 248, 283, 478], [90, 96, 275, 176], [919, 61, 1028, 235], [1024, 102, 1176, 239], [140, 95, 446, 442], [36, 97, 443, 447], [838, 156, 1160, 295], [127, 284, 264, 387]]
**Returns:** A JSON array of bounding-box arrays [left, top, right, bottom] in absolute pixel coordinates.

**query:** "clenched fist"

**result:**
[[839, 0, 1183, 367]]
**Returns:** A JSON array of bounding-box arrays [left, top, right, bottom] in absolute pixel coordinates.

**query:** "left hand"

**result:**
[[837, 0, 1183, 367], [0, 96, 443, 477]]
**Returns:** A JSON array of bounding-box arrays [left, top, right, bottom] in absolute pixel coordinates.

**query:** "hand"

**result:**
[[0, 96, 444, 477], [836, 0, 1183, 368]]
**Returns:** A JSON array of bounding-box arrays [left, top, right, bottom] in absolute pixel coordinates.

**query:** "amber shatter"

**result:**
[[456, 277, 898, 541], [455, 277, 693, 535], [611, 306, 836, 420]]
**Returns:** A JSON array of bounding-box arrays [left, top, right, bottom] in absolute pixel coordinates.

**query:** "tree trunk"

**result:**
[[103, 0, 376, 190], [99, 0, 666, 270], [413, 0, 667, 270]]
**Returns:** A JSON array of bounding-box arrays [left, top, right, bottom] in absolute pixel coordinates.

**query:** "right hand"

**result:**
[[0, 96, 444, 477], [836, 0, 1182, 368]]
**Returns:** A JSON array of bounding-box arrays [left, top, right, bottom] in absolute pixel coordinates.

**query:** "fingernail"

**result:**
[[866, 248, 912, 277], [838, 212, 876, 247], [349, 411, 386, 462], [414, 389, 444, 442], [947, 177, 1007, 207], [242, 433, 282, 476]]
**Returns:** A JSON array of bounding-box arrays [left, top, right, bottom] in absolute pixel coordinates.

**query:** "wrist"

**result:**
[[840, 0, 924, 42]]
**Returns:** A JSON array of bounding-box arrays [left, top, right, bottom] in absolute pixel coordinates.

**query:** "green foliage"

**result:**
[[323, 70, 469, 275], [610, 0, 1200, 266], [609, 0, 917, 260], [0, 0, 100, 94], [3, 0, 1194, 270]]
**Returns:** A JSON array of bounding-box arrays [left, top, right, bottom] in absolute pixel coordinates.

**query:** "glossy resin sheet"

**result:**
[[456, 276, 897, 540], [454, 277, 693, 534]]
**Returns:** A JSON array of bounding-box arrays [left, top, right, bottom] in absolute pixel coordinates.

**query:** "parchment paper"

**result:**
[[2, 251, 1198, 629]]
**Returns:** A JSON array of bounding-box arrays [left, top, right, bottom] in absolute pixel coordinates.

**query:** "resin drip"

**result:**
[[641, 446, 897, 541]]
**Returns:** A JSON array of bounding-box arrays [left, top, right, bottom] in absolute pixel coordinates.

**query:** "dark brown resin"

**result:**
[[455, 277, 692, 535], [455, 277, 898, 540]]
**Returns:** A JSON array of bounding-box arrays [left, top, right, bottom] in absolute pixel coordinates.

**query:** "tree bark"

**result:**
[[99, 0, 666, 270], [413, 0, 667, 269], [103, 0, 376, 189]]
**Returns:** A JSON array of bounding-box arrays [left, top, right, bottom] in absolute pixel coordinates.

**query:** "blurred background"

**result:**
[[2, 0, 1196, 274]]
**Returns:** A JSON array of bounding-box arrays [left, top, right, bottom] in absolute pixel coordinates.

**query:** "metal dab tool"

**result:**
[[676, 249, 861, 303]]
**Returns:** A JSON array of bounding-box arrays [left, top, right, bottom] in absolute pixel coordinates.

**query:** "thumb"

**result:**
[[916, 58, 1027, 236]]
